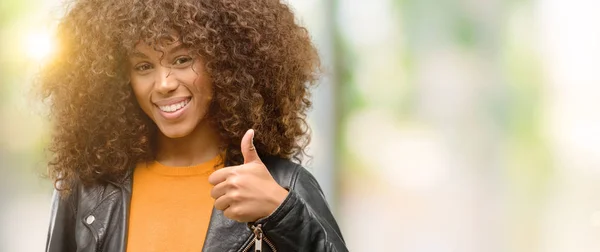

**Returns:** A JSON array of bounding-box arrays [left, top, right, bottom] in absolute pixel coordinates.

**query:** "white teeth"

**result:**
[[158, 99, 189, 113]]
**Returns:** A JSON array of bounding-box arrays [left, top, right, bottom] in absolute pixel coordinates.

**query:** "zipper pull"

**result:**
[[254, 224, 263, 252]]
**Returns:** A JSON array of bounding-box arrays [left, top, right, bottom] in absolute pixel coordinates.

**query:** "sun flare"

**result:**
[[25, 31, 54, 60]]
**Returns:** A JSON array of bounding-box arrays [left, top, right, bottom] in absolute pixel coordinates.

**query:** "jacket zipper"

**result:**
[[241, 224, 277, 252]]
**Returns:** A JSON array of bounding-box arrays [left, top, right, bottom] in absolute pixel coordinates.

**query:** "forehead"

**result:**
[[129, 31, 184, 53], [129, 39, 188, 58]]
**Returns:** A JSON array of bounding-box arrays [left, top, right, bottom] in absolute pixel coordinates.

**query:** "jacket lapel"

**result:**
[[118, 171, 133, 252], [202, 206, 254, 252], [79, 180, 128, 252]]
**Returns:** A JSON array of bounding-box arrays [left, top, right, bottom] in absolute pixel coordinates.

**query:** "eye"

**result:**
[[173, 56, 193, 67], [134, 63, 153, 72]]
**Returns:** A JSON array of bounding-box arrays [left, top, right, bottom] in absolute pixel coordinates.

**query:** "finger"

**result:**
[[214, 194, 231, 211], [210, 179, 228, 199], [241, 129, 261, 164], [223, 206, 246, 222], [208, 166, 235, 185]]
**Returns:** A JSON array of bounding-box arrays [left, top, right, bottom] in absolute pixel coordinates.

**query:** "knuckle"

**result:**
[[215, 201, 225, 210], [229, 208, 244, 220], [225, 209, 236, 220], [227, 177, 241, 189], [229, 191, 241, 201]]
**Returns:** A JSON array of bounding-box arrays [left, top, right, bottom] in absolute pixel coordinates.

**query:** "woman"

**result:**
[[40, 0, 347, 251]]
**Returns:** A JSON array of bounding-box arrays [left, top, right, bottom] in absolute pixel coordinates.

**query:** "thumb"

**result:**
[[241, 129, 261, 164]]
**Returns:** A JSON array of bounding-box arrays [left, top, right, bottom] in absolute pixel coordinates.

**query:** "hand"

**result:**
[[208, 129, 289, 222]]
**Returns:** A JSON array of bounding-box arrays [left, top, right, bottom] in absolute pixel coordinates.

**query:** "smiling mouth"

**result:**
[[157, 98, 191, 113]]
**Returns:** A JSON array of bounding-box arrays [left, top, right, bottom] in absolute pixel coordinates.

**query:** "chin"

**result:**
[[158, 126, 193, 139]]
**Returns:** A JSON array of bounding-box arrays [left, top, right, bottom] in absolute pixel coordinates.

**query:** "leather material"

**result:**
[[46, 156, 348, 252]]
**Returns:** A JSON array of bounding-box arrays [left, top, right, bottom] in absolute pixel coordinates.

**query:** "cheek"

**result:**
[[130, 79, 153, 111], [187, 74, 213, 99], [189, 61, 212, 97], [196, 80, 213, 104], [130, 83, 143, 101]]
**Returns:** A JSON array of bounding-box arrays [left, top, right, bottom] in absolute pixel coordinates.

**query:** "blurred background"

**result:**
[[2, 0, 600, 251]]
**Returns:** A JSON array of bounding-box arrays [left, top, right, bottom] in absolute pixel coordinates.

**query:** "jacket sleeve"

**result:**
[[259, 165, 349, 252], [46, 189, 77, 252]]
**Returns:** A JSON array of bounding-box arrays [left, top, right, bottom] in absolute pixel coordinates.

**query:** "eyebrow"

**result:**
[[166, 43, 187, 54], [130, 51, 149, 59], [130, 43, 188, 59]]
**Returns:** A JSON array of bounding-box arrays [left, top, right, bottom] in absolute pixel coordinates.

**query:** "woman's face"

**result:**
[[129, 42, 213, 139]]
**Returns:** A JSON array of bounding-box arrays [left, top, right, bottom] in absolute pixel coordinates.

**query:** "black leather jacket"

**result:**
[[46, 156, 348, 252]]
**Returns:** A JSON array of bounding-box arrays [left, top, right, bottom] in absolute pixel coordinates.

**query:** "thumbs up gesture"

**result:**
[[208, 129, 289, 222]]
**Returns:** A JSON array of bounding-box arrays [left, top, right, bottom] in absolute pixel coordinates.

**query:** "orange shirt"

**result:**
[[126, 155, 222, 252]]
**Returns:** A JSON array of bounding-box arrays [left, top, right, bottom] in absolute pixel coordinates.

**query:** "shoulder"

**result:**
[[61, 179, 125, 217], [261, 155, 320, 191]]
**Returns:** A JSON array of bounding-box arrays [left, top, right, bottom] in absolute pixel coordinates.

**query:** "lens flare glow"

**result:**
[[25, 31, 54, 60]]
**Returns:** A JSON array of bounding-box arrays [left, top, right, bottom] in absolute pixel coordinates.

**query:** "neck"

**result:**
[[155, 122, 221, 167]]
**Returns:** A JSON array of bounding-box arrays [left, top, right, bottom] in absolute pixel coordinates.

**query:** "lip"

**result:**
[[154, 97, 192, 120], [153, 97, 191, 107]]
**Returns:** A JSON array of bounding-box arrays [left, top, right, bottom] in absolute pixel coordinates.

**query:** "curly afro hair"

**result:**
[[38, 0, 320, 194]]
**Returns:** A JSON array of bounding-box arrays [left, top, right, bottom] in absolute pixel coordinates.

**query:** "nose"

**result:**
[[154, 66, 178, 94]]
